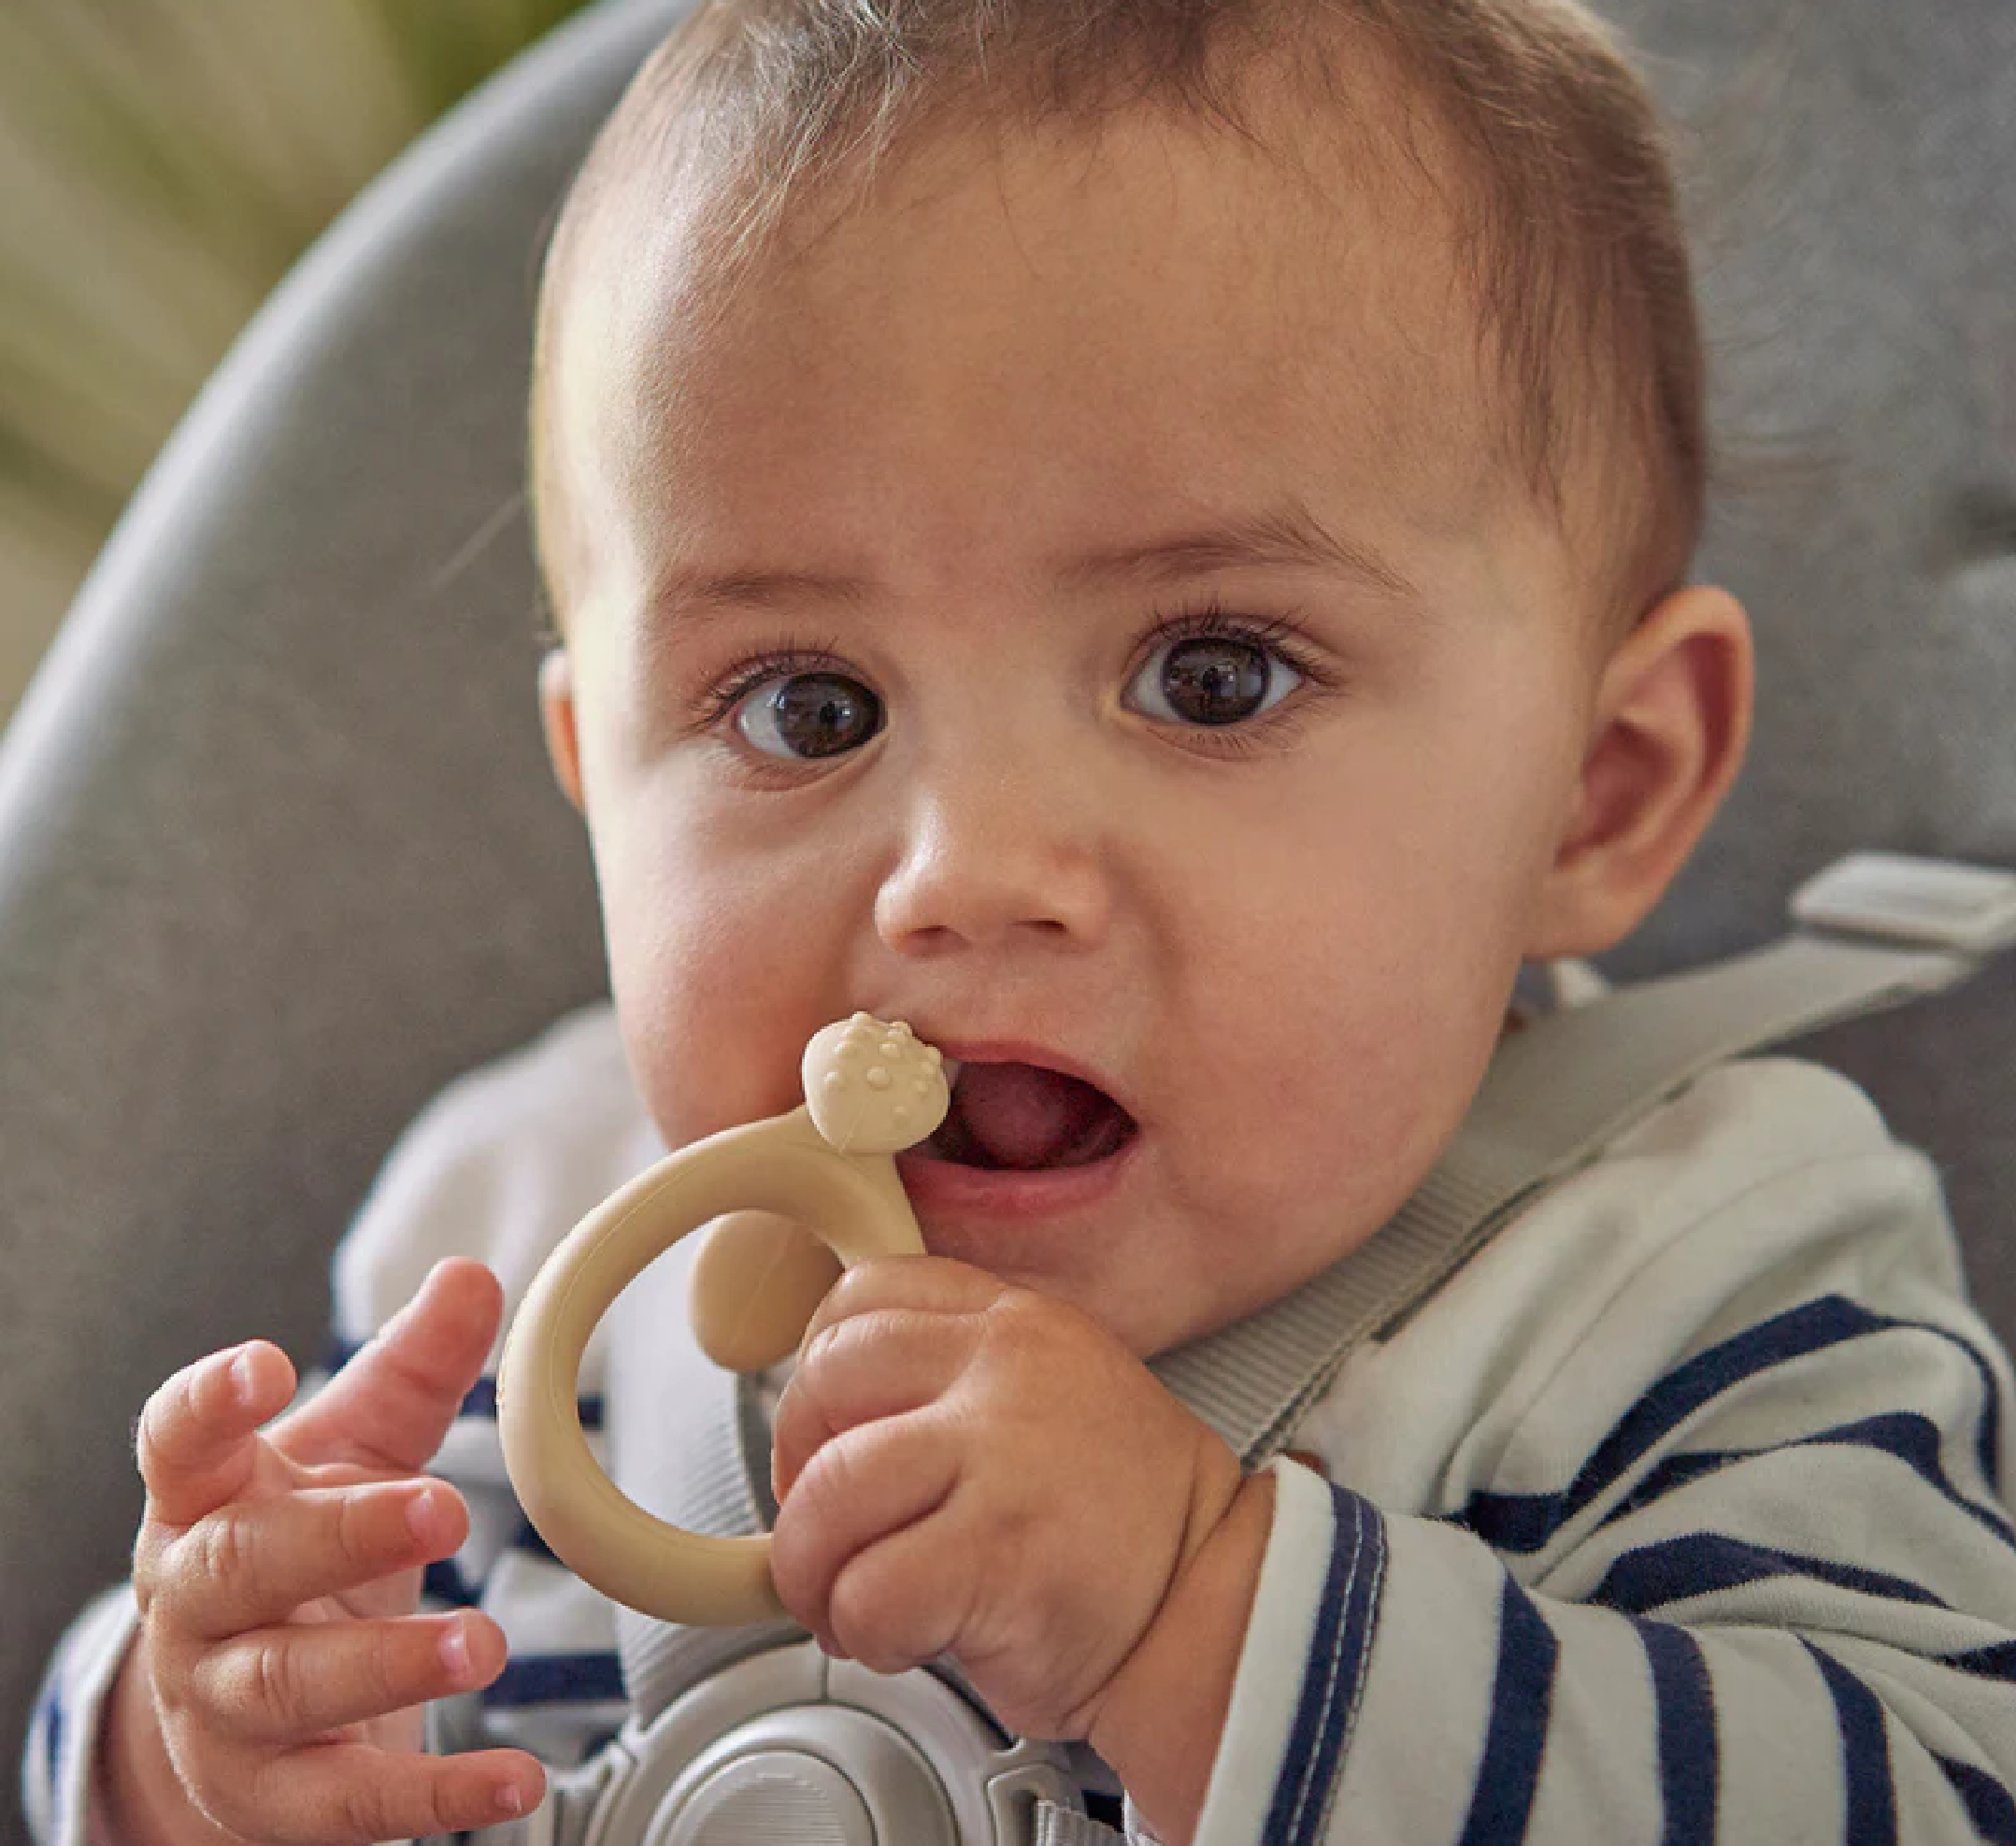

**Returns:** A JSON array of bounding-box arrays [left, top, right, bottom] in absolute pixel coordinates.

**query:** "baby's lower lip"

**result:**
[[894, 1133, 1140, 1221]]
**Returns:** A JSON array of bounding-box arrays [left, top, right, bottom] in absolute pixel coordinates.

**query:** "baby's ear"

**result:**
[[538, 647, 586, 814], [1526, 584, 1753, 959]]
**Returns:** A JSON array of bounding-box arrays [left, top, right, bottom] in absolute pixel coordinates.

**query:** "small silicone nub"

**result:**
[[689, 1211, 842, 1374]]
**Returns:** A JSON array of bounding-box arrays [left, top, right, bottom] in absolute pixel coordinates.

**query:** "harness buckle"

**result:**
[[1790, 851, 2016, 955]]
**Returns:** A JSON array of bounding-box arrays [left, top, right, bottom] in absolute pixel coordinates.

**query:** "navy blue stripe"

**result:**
[[1942, 1640, 2016, 1682], [1935, 1749, 2016, 1838], [485, 1651, 626, 1709], [423, 1555, 480, 1609], [1265, 1487, 1387, 1846], [1805, 1643, 1895, 1845], [1595, 1534, 1949, 1617], [1263, 1495, 1353, 1846], [43, 1686, 63, 1787], [1603, 1451, 1732, 1521], [324, 1343, 605, 1431], [1323, 1496, 1384, 1824], [1637, 1622, 1716, 1845], [1605, 1413, 2016, 1550], [1455, 1579, 1558, 1846], [1969, 1347, 2005, 1496], [1937, 1753, 2016, 1844], [1458, 1487, 1563, 1553], [1454, 1297, 2004, 1553]]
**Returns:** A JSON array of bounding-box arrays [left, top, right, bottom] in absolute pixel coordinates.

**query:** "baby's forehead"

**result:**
[[562, 101, 1523, 517]]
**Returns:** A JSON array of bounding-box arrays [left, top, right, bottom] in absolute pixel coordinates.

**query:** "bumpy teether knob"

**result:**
[[803, 1012, 951, 1153]]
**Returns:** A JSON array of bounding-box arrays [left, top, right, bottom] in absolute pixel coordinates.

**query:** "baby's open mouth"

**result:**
[[921, 1062, 1138, 1171]]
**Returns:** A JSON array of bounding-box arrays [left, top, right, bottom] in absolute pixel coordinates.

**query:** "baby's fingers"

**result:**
[[773, 1306, 978, 1501], [137, 1341, 296, 1527], [191, 1610, 505, 1745], [280, 1258, 503, 1477], [147, 1481, 465, 1640], [204, 1739, 539, 1845], [771, 1413, 963, 1649]]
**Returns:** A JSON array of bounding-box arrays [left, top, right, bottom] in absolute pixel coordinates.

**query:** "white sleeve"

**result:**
[[1193, 1061, 2016, 1845], [22, 1587, 138, 1846]]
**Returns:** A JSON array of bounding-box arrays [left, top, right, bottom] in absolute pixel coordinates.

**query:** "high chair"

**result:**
[[2, 0, 2010, 1830]]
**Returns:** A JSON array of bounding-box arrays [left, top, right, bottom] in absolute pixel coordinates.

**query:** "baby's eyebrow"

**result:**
[[648, 500, 1419, 622], [650, 565, 873, 622], [1053, 501, 1423, 606]]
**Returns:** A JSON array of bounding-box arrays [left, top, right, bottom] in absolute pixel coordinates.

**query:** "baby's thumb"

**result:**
[[279, 1257, 504, 1475]]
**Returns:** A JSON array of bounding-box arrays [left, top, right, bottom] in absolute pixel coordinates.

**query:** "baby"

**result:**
[[34, 0, 2016, 1842]]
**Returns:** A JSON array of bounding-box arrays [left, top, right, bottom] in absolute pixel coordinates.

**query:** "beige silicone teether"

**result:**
[[496, 1015, 951, 1627]]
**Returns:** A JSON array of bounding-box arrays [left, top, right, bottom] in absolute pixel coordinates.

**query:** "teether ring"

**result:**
[[497, 1016, 950, 1627]]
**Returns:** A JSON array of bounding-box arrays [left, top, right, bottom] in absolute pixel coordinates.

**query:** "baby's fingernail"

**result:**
[[439, 1617, 473, 1683], [229, 1349, 259, 1407], [494, 1780, 525, 1817], [407, 1487, 448, 1548]]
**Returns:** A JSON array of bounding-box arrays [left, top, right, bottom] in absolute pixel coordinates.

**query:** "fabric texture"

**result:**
[[31, 1007, 2015, 1842]]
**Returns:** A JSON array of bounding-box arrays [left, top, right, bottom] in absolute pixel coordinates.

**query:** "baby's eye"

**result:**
[[732, 670, 884, 760], [1125, 631, 1303, 727]]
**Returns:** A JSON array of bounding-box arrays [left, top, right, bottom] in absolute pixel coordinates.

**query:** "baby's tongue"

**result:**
[[951, 1063, 1112, 1170]]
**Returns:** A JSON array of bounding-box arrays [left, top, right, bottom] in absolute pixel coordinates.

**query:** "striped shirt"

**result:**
[[27, 1002, 2016, 1844]]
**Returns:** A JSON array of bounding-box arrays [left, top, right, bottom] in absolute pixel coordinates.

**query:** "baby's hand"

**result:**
[[768, 1256, 1249, 1745], [110, 1259, 544, 1846]]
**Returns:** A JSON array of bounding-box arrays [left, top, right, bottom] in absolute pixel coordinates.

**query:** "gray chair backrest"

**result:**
[[0, 0, 682, 1822], [3, 0, 2010, 1830]]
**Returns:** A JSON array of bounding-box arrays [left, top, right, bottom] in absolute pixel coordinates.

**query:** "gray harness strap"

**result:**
[[545, 856, 2011, 1845]]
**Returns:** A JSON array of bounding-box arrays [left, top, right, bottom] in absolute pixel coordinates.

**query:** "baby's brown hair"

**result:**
[[532, 0, 1706, 635]]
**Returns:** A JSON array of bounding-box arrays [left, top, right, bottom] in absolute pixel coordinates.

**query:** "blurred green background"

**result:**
[[0, 0, 594, 728]]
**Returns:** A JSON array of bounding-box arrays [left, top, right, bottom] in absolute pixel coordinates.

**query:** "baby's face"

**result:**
[[544, 112, 1614, 1356]]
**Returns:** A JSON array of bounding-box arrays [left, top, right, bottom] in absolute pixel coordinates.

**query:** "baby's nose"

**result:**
[[872, 757, 1112, 955]]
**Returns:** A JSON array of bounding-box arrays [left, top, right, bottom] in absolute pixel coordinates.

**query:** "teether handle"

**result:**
[[496, 1109, 922, 1626]]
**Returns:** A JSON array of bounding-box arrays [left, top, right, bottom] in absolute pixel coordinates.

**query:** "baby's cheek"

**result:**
[[610, 934, 815, 1147], [1236, 999, 1492, 1252]]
